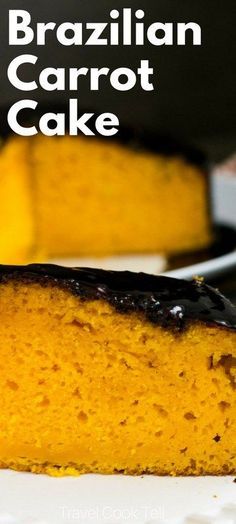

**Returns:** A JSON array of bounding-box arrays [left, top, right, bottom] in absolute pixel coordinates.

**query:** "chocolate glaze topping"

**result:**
[[0, 264, 235, 332]]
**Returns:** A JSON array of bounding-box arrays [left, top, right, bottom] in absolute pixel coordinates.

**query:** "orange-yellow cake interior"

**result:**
[[32, 136, 211, 257], [0, 135, 212, 262], [0, 280, 235, 476], [0, 138, 34, 264]]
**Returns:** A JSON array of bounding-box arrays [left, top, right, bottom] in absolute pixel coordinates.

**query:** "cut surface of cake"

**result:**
[[0, 138, 34, 264], [0, 134, 212, 262], [0, 264, 235, 476], [31, 136, 211, 257]]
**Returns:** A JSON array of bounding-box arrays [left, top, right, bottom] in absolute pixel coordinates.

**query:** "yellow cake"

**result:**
[[0, 264, 235, 476], [0, 135, 212, 263], [0, 137, 34, 263]]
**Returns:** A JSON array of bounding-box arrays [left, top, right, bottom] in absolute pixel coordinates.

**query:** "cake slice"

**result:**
[[0, 133, 212, 263], [0, 138, 34, 263], [0, 264, 235, 476], [31, 135, 211, 257]]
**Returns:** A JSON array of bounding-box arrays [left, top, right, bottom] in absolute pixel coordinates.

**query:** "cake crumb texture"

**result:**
[[0, 280, 235, 476]]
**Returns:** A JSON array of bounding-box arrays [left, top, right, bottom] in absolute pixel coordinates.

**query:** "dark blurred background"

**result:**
[[1, 0, 236, 161]]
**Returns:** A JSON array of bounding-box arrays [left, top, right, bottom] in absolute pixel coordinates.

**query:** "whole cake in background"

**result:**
[[0, 134, 212, 263]]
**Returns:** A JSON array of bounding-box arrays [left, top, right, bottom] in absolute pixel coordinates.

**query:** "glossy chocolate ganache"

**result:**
[[0, 264, 236, 331]]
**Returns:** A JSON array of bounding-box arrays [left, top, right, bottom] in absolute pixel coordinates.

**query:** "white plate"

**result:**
[[0, 471, 235, 524], [51, 248, 236, 281], [166, 172, 236, 279], [163, 250, 236, 280], [52, 254, 167, 276], [212, 164, 236, 229]]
